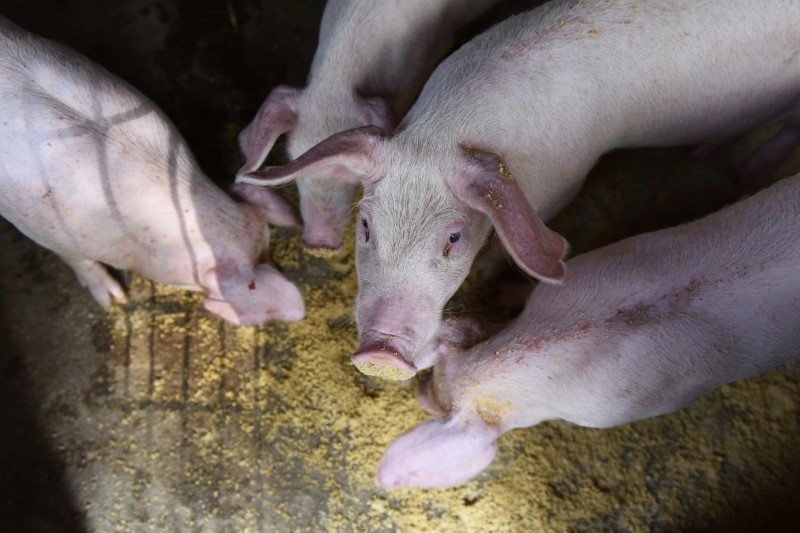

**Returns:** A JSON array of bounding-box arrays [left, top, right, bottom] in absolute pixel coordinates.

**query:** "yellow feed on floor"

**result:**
[[79, 211, 800, 532]]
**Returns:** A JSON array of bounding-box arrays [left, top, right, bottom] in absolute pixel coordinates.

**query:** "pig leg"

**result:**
[[61, 257, 127, 308], [376, 415, 500, 489]]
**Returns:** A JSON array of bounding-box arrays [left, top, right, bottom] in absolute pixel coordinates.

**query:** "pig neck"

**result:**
[[400, 0, 800, 220], [455, 178, 800, 431]]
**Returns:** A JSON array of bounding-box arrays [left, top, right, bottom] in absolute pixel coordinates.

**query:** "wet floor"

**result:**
[[1, 1, 799, 531]]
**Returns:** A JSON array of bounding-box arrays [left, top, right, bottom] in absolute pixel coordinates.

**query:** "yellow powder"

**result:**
[[33, 123, 800, 532], [352, 360, 416, 382], [473, 396, 514, 426]]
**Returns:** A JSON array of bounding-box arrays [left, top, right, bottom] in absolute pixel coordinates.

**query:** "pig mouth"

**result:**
[[302, 241, 342, 258], [351, 339, 418, 381]]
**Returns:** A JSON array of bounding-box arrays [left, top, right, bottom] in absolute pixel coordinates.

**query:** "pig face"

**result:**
[[351, 142, 492, 378], [236, 127, 567, 377], [202, 183, 305, 325]]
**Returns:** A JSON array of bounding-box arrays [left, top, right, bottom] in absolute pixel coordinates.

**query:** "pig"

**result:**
[[236, 0, 800, 377], [377, 173, 800, 488], [0, 15, 304, 325], [237, 0, 500, 252]]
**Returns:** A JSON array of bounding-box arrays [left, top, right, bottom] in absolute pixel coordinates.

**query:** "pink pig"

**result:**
[[236, 0, 499, 252], [378, 174, 800, 488], [0, 16, 304, 325], [237, 0, 800, 377]]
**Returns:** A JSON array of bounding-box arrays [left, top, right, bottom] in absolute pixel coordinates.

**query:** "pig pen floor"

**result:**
[[2, 1, 800, 532]]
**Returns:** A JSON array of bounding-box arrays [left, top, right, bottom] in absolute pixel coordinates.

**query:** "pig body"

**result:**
[[237, 0, 499, 251], [0, 16, 304, 325], [378, 174, 800, 488], [240, 0, 800, 376]]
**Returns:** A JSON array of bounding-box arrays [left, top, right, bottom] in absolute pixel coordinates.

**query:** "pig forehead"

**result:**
[[360, 178, 464, 230]]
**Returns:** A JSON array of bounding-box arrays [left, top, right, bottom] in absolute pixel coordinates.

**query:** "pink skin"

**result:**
[[377, 174, 800, 489], [235, 0, 500, 251], [0, 16, 304, 325], [238, 0, 800, 373]]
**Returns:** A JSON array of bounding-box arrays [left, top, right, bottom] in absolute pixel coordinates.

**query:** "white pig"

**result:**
[[377, 174, 800, 488], [237, 0, 500, 251], [0, 16, 304, 325], [237, 0, 800, 376]]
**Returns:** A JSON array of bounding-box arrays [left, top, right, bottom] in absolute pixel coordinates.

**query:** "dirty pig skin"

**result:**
[[0, 15, 304, 325], [378, 173, 800, 489], [238, 0, 800, 377]]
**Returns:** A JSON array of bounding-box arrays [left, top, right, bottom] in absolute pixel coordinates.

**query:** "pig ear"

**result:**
[[237, 85, 301, 176], [376, 416, 500, 489], [451, 146, 568, 284], [229, 183, 301, 227], [235, 125, 388, 187]]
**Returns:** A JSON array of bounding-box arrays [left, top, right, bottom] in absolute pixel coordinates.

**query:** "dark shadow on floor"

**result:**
[[0, 315, 88, 533]]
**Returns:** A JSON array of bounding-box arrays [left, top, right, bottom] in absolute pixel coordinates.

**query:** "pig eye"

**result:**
[[362, 217, 370, 242], [443, 232, 461, 258]]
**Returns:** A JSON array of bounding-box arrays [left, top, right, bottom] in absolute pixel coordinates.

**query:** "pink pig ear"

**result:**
[[376, 416, 500, 489], [229, 183, 301, 228], [237, 85, 301, 176], [451, 146, 568, 284], [236, 125, 388, 187]]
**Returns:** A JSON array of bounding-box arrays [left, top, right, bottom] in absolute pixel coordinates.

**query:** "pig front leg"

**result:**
[[376, 414, 500, 489], [61, 256, 127, 308]]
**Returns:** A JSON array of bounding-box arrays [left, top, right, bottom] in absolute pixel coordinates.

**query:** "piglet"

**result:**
[[0, 16, 304, 325], [237, 0, 499, 252], [377, 174, 800, 488], [237, 0, 800, 377]]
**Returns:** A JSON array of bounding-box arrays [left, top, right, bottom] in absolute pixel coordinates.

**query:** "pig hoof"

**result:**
[[64, 258, 127, 308], [351, 344, 417, 381]]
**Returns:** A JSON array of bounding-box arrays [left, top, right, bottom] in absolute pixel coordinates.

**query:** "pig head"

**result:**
[[200, 183, 305, 325], [235, 126, 567, 377], [237, 85, 395, 252]]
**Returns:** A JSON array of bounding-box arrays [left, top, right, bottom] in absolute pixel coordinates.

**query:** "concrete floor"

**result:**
[[1, 1, 800, 532]]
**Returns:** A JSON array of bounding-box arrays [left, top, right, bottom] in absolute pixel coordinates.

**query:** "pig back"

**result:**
[[0, 17, 251, 285]]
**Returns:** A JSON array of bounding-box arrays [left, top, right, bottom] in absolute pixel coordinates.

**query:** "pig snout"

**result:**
[[351, 339, 418, 381], [301, 221, 345, 255], [254, 265, 305, 322], [204, 264, 304, 325], [352, 292, 439, 380], [296, 178, 357, 253]]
